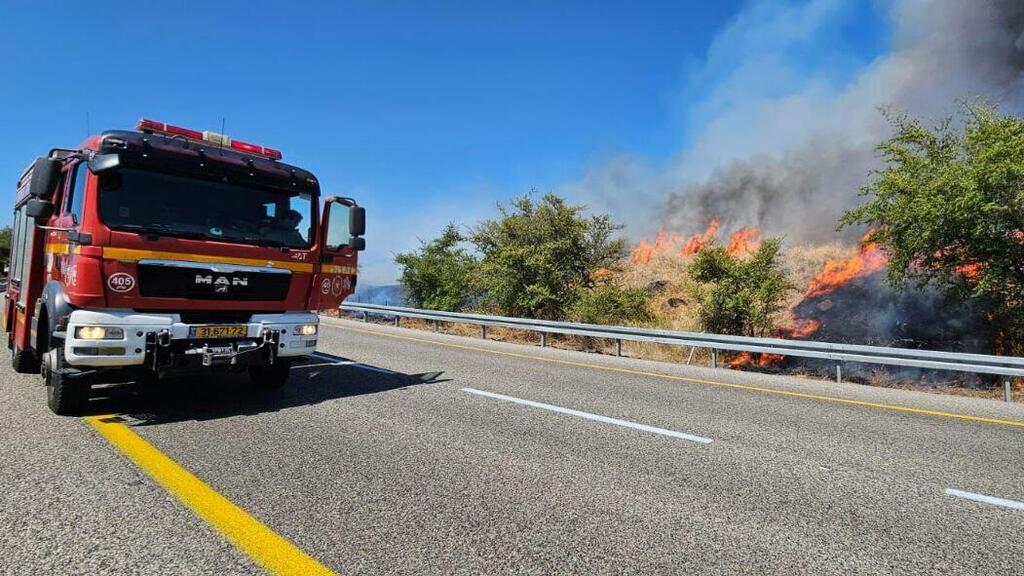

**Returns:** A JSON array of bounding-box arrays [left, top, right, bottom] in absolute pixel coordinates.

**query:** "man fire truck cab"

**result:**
[[2, 119, 365, 415]]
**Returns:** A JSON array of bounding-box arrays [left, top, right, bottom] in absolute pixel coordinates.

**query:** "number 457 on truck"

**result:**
[[2, 119, 366, 415]]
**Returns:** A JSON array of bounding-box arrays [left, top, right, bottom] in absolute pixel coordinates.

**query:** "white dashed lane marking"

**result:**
[[462, 387, 713, 444], [945, 488, 1024, 511]]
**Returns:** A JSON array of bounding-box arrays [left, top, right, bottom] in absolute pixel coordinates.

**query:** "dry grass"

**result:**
[[345, 314, 1018, 402], [337, 239, 1015, 400]]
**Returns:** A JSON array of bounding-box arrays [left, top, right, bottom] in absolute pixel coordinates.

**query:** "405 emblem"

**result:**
[[107, 272, 136, 293]]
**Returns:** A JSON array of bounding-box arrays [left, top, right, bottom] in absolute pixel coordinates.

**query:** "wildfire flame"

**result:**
[[804, 232, 887, 298], [956, 262, 982, 282], [724, 227, 762, 257], [631, 219, 765, 264], [787, 318, 822, 338], [728, 351, 785, 368], [630, 230, 685, 264], [682, 219, 720, 255]]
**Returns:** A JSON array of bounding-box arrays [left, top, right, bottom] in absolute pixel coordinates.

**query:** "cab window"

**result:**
[[62, 162, 88, 224], [326, 202, 351, 251]]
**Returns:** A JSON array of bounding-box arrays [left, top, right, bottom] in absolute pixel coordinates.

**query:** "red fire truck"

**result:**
[[2, 119, 365, 415]]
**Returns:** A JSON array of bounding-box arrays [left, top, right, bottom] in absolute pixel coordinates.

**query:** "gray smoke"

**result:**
[[576, 0, 1024, 243]]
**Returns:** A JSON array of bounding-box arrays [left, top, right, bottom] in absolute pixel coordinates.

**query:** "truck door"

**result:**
[[312, 197, 364, 310]]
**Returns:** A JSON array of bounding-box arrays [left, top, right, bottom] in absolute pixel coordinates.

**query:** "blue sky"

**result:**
[[0, 1, 888, 283]]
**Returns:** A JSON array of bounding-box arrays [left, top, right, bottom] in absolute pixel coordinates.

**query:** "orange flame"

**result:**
[[590, 268, 614, 283], [725, 227, 762, 257], [956, 262, 982, 282], [728, 351, 785, 368], [788, 318, 822, 338], [630, 219, 723, 264], [805, 232, 887, 298], [630, 229, 685, 264], [681, 219, 720, 255]]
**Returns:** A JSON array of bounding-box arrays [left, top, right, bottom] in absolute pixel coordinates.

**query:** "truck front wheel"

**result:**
[[43, 348, 88, 416], [250, 359, 291, 390]]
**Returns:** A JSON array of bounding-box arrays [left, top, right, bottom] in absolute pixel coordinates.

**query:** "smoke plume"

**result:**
[[573, 0, 1024, 242]]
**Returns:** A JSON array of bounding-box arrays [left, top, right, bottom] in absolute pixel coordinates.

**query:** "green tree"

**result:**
[[471, 193, 627, 319], [569, 284, 652, 325], [394, 224, 478, 311], [689, 238, 792, 336], [0, 226, 11, 265], [841, 104, 1024, 351]]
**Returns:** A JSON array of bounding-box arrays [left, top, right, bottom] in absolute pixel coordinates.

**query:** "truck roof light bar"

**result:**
[[229, 138, 283, 161], [135, 118, 283, 160]]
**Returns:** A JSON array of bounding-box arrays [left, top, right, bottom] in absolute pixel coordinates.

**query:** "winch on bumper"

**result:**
[[62, 310, 318, 372]]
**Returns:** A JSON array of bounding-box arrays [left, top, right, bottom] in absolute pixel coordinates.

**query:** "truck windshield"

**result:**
[[98, 168, 314, 249]]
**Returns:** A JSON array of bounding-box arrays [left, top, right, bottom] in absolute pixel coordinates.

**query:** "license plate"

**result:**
[[190, 325, 249, 339]]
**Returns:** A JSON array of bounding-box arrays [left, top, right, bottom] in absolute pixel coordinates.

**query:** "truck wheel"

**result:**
[[250, 359, 291, 390], [43, 348, 87, 416], [11, 345, 40, 374]]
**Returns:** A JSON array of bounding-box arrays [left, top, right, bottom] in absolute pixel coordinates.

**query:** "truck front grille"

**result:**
[[137, 261, 291, 301]]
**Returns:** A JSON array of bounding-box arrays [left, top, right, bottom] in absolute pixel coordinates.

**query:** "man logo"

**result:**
[[195, 275, 249, 290]]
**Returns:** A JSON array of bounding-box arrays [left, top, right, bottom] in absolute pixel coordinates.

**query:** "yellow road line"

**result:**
[[328, 322, 1024, 430], [85, 416, 336, 576]]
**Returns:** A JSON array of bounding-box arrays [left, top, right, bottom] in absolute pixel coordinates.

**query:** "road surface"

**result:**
[[2, 317, 1023, 575]]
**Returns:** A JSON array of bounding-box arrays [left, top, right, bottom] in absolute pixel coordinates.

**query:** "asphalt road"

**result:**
[[2, 317, 1023, 575]]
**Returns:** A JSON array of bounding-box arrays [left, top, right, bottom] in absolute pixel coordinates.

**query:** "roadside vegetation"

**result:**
[[395, 193, 648, 325], [841, 103, 1024, 354], [391, 102, 1023, 393]]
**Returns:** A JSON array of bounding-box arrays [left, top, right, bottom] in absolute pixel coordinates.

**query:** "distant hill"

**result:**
[[351, 284, 406, 306]]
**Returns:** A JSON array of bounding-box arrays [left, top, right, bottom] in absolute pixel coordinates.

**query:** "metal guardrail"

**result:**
[[339, 302, 1021, 402]]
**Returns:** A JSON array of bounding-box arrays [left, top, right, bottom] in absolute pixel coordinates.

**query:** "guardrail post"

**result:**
[[362, 311, 368, 322], [394, 315, 400, 327], [615, 339, 622, 357], [540, 332, 548, 347], [836, 363, 842, 384], [481, 325, 487, 340], [433, 320, 439, 332], [1005, 379, 1013, 402], [711, 350, 718, 369]]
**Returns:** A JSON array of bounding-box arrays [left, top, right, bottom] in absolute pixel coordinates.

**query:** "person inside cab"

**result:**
[[265, 208, 306, 247]]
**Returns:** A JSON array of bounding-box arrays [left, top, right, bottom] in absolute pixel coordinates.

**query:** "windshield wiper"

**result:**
[[114, 223, 302, 249], [113, 223, 215, 241]]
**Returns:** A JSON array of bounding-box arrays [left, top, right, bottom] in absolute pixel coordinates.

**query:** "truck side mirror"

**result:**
[[29, 157, 62, 200], [25, 198, 55, 223], [348, 236, 366, 252], [349, 206, 366, 237], [88, 153, 121, 174]]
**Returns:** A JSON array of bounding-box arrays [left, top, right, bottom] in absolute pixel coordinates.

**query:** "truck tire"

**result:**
[[11, 345, 40, 374], [250, 359, 291, 390], [43, 348, 87, 416]]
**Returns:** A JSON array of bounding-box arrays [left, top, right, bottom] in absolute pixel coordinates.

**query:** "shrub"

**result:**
[[689, 238, 792, 336], [570, 284, 652, 325], [470, 193, 627, 319], [394, 224, 477, 311]]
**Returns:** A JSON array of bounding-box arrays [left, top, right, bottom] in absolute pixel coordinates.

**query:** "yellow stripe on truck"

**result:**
[[101, 247, 314, 273], [44, 244, 80, 255]]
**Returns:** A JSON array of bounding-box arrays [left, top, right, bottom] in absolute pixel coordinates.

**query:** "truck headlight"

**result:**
[[294, 324, 318, 336], [75, 326, 125, 340]]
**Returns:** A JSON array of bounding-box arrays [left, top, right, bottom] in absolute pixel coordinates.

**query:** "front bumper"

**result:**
[[64, 310, 318, 368]]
